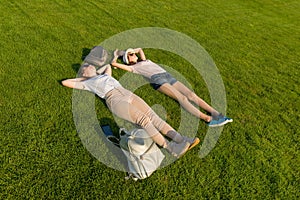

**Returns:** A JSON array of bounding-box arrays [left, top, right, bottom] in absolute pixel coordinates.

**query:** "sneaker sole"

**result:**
[[188, 137, 200, 150], [208, 118, 233, 127]]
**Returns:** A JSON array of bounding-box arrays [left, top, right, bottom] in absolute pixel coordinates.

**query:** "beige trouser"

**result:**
[[105, 87, 175, 147]]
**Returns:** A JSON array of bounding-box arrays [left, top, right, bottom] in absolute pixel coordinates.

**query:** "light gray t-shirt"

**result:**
[[79, 74, 121, 98], [131, 60, 166, 79]]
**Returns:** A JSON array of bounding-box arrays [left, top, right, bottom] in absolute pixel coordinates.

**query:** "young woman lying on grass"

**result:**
[[111, 48, 233, 127], [61, 64, 199, 158]]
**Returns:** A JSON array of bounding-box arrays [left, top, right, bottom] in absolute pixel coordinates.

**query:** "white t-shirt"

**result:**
[[131, 60, 166, 79], [76, 74, 121, 98]]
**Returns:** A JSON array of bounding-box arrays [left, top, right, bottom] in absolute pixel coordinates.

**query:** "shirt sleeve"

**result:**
[[73, 81, 86, 90]]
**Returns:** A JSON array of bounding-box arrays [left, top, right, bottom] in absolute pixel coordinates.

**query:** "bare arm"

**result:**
[[134, 48, 146, 61], [96, 64, 112, 76], [103, 64, 112, 76], [111, 49, 133, 72], [61, 77, 86, 89]]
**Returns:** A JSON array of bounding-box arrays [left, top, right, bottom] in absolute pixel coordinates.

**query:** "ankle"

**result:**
[[166, 130, 184, 143], [206, 116, 212, 122], [211, 111, 220, 117]]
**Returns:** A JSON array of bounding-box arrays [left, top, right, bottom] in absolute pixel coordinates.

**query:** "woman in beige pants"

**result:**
[[62, 64, 199, 158]]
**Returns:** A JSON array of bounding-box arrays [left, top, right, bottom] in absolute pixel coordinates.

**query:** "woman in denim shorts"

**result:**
[[111, 48, 232, 127]]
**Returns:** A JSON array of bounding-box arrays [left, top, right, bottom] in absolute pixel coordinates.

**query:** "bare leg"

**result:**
[[157, 83, 212, 122], [172, 81, 219, 116]]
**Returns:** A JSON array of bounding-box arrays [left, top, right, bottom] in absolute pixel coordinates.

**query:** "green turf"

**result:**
[[1, 0, 299, 199]]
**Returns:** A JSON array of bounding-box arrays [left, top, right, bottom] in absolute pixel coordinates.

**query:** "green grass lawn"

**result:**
[[1, 0, 299, 199]]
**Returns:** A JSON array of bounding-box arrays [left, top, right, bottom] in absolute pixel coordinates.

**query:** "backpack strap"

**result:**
[[139, 142, 155, 160], [125, 173, 138, 181], [128, 149, 150, 179]]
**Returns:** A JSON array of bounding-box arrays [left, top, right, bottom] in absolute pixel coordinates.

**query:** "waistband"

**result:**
[[104, 86, 132, 99]]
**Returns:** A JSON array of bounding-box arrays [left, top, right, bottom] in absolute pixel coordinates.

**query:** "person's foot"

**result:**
[[183, 136, 200, 150], [166, 141, 190, 158], [207, 114, 233, 127]]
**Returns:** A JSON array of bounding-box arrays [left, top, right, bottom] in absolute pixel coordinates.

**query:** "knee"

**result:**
[[176, 94, 189, 104], [135, 114, 151, 128], [186, 92, 197, 102]]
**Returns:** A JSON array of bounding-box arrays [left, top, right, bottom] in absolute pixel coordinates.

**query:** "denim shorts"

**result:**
[[149, 72, 177, 90]]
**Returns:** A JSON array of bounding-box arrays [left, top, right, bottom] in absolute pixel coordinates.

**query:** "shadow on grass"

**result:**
[[98, 117, 121, 139], [81, 47, 91, 61], [70, 47, 92, 73], [95, 117, 128, 172]]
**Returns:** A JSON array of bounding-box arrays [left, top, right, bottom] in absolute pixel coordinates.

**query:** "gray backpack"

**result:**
[[119, 128, 165, 181]]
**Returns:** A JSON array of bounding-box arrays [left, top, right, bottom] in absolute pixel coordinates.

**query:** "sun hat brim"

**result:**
[[123, 48, 135, 64]]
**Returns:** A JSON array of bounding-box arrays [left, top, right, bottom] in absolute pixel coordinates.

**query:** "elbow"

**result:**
[[111, 61, 116, 66], [136, 48, 142, 53], [61, 80, 69, 87], [61, 80, 66, 86]]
